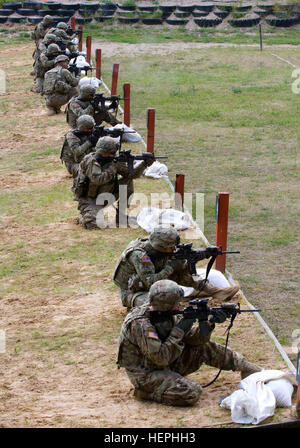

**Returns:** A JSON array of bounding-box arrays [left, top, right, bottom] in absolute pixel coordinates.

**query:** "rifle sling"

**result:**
[[198, 254, 217, 292]]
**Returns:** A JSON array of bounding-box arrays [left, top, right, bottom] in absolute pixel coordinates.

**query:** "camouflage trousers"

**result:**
[[45, 87, 78, 113], [77, 180, 134, 230], [64, 160, 79, 178], [120, 290, 149, 309], [126, 341, 244, 407]]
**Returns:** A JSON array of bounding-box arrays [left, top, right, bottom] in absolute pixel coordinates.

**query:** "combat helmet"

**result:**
[[76, 115, 95, 131], [43, 15, 53, 24], [57, 22, 69, 30], [47, 43, 60, 55], [55, 54, 69, 64], [149, 280, 183, 312], [79, 84, 96, 99], [44, 33, 57, 44], [149, 226, 180, 252], [95, 136, 119, 156]]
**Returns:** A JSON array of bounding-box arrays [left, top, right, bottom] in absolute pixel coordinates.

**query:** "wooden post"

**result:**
[[95, 49, 102, 80], [123, 83, 130, 126], [86, 35, 92, 64], [71, 16, 76, 31], [146, 108, 155, 154], [175, 174, 185, 210], [78, 25, 83, 52], [111, 63, 119, 95], [215, 192, 229, 273], [259, 24, 263, 51]]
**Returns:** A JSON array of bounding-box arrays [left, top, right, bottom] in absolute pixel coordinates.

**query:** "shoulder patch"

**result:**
[[141, 255, 151, 263], [148, 331, 159, 340]]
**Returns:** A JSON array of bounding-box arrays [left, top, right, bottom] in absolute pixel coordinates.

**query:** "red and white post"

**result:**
[[86, 35, 92, 64], [123, 83, 130, 126], [71, 16, 76, 31], [78, 25, 83, 52], [175, 174, 185, 211], [146, 108, 155, 154], [111, 64, 119, 96], [215, 192, 230, 273], [95, 49, 102, 80]]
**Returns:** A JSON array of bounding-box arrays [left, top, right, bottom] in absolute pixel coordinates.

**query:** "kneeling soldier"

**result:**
[[117, 279, 261, 406]]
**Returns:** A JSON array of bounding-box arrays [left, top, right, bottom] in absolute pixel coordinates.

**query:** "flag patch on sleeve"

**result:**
[[141, 256, 151, 263], [148, 331, 159, 340]]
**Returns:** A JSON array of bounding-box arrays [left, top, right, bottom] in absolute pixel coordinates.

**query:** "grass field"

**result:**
[[0, 25, 298, 427], [91, 33, 300, 358]]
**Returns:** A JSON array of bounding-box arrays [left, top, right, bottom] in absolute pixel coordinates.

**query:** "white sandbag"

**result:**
[[240, 370, 296, 408], [179, 269, 230, 298], [79, 76, 102, 88], [266, 378, 294, 407], [137, 207, 193, 233], [112, 124, 141, 143], [144, 161, 168, 179], [196, 268, 231, 288], [220, 369, 296, 424]]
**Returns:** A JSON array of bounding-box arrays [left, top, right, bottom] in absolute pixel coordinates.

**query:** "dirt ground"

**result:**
[[0, 41, 297, 428]]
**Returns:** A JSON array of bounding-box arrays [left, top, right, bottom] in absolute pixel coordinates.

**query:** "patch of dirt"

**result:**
[[0, 41, 296, 429]]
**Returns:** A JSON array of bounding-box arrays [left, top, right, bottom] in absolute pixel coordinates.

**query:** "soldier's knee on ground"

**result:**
[[158, 377, 202, 407]]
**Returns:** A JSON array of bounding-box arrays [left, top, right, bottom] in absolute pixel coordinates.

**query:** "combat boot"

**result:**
[[240, 360, 262, 379], [46, 107, 56, 116], [199, 281, 240, 303], [133, 388, 153, 402], [233, 354, 262, 379]]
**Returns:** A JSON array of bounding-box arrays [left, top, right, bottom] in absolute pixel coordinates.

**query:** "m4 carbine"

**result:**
[[113, 149, 167, 175], [172, 243, 240, 276], [150, 298, 261, 335], [92, 93, 125, 111]]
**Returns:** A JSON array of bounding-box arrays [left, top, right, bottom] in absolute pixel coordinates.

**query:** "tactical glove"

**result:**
[[209, 309, 227, 324], [142, 152, 155, 167], [89, 134, 99, 146], [175, 317, 196, 333], [166, 257, 184, 271], [205, 246, 219, 258]]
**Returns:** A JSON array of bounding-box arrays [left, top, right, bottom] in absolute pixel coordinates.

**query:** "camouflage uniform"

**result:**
[[32, 43, 60, 94], [66, 85, 121, 128], [113, 226, 240, 309], [60, 115, 96, 177], [117, 280, 261, 407], [46, 23, 77, 53], [31, 15, 53, 44], [44, 55, 79, 115], [73, 137, 152, 229]]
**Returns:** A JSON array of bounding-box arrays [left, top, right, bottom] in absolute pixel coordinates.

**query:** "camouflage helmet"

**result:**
[[76, 115, 95, 131], [47, 43, 60, 54], [95, 136, 119, 156], [55, 29, 68, 39], [149, 226, 180, 252], [149, 280, 183, 312], [79, 84, 96, 99], [57, 22, 68, 30], [55, 54, 69, 64], [44, 33, 57, 43], [43, 15, 53, 24]]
